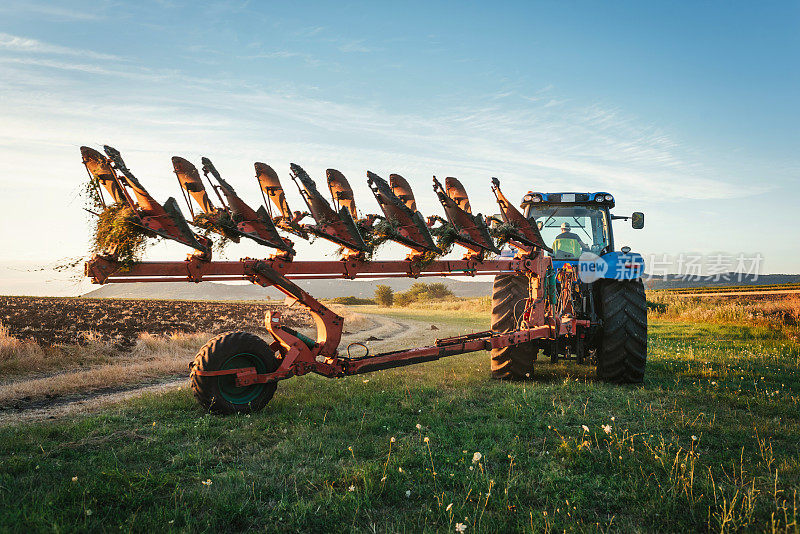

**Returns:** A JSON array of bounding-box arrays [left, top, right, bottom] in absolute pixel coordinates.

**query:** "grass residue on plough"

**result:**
[[190, 210, 239, 252], [91, 203, 150, 268]]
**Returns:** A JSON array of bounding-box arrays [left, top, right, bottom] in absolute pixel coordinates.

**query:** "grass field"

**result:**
[[1, 306, 799, 532], [657, 283, 800, 295]]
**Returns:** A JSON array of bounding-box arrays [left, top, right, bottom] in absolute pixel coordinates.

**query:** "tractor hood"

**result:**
[[553, 250, 645, 282]]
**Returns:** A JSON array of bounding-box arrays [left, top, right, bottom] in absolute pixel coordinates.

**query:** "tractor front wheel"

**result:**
[[190, 331, 279, 414], [595, 279, 647, 383], [490, 273, 536, 379]]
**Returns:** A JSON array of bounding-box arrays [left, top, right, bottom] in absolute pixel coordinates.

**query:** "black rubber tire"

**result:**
[[596, 279, 647, 383], [191, 331, 279, 414], [490, 273, 536, 379]]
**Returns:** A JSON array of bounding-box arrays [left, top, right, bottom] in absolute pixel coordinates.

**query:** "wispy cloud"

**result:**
[[0, 50, 755, 205], [337, 39, 374, 53], [242, 49, 323, 66], [0, 56, 117, 76], [306, 26, 325, 37], [0, 32, 770, 223], [0, 1, 106, 21], [0, 32, 121, 61]]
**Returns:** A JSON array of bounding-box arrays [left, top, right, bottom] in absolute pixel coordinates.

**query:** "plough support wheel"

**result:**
[[190, 331, 279, 414]]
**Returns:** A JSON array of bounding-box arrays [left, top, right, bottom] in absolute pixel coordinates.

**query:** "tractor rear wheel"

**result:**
[[490, 273, 536, 379], [190, 331, 279, 414], [596, 279, 647, 383]]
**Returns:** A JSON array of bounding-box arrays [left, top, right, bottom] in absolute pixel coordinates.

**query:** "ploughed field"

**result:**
[[0, 296, 312, 348]]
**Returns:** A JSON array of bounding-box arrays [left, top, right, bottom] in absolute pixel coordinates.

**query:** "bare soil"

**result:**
[[0, 296, 312, 348]]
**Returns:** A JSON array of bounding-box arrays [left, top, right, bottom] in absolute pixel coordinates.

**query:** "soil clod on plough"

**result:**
[[80, 145, 590, 414]]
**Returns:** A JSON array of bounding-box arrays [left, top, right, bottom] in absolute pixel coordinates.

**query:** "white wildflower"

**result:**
[[416, 423, 422, 430], [424, 437, 430, 443], [348, 485, 355, 492], [472, 452, 482, 464], [446, 503, 453, 511], [455, 522, 467, 532], [602, 424, 612, 434], [405, 490, 411, 497], [581, 425, 589, 432], [201, 479, 212, 486]]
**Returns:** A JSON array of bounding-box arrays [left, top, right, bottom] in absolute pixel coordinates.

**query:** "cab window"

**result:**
[[525, 205, 610, 259]]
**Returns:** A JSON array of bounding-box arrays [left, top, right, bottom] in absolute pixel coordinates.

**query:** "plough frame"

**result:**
[[80, 144, 599, 413]]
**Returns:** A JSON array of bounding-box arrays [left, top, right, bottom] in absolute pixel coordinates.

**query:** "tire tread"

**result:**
[[596, 279, 647, 383]]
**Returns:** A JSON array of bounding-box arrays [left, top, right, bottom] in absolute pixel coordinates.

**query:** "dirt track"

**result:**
[[0, 312, 453, 425]]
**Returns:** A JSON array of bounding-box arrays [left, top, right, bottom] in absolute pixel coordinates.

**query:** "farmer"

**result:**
[[552, 222, 589, 258]]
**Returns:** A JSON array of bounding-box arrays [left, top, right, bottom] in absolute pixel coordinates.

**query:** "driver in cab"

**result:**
[[552, 222, 589, 258]]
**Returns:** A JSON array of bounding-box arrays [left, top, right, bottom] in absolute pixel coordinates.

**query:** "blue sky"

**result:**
[[0, 1, 798, 295]]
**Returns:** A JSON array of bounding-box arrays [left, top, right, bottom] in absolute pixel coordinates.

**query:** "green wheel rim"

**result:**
[[218, 352, 267, 405]]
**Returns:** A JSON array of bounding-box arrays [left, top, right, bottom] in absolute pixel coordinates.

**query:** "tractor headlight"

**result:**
[[531, 195, 541, 203], [523, 194, 533, 202], [605, 194, 613, 202], [595, 196, 604, 202]]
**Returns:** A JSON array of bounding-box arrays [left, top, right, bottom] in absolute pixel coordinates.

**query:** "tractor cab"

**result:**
[[520, 192, 643, 259], [519, 191, 645, 281]]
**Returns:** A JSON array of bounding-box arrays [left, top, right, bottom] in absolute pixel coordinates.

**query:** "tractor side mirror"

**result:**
[[631, 212, 644, 229]]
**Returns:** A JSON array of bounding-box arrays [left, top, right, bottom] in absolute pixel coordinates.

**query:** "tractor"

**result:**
[[490, 191, 647, 382], [80, 145, 648, 414]]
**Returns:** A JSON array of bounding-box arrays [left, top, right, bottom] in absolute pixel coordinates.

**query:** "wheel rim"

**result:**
[[218, 352, 266, 405]]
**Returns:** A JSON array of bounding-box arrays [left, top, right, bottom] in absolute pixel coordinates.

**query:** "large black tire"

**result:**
[[596, 279, 647, 383], [190, 331, 279, 414], [490, 273, 536, 379]]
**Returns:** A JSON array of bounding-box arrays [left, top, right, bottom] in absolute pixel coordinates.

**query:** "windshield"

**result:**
[[525, 204, 611, 259]]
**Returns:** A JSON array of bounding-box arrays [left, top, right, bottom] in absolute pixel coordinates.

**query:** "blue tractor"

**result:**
[[490, 191, 647, 382]]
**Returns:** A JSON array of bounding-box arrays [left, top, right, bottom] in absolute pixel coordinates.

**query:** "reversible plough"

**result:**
[[81, 145, 590, 413]]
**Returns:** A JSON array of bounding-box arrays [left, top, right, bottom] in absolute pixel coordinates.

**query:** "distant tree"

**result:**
[[330, 296, 376, 305], [374, 285, 394, 307], [394, 292, 414, 307], [423, 282, 453, 299], [393, 282, 455, 306]]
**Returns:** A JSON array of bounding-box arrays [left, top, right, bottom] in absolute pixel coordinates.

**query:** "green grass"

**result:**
[[1, 318, 799, 532]]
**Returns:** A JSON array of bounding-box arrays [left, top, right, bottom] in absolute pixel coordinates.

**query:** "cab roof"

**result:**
[[523, 192, 615, 209]]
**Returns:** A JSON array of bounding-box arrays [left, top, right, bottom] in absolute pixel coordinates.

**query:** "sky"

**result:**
[[0, 0, 798, 296]]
